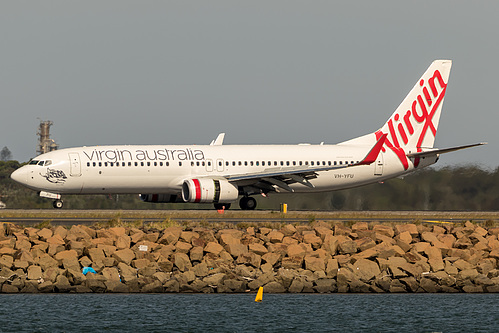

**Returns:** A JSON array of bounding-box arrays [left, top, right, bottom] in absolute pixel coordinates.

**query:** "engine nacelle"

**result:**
[[139, 194, 182, 203], [182, 178, 239, 203]]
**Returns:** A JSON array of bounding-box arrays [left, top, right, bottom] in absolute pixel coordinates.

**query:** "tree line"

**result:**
[[1, 160, 498, 210]]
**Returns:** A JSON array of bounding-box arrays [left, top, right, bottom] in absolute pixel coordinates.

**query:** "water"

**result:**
[[0, 294, 497, 332]]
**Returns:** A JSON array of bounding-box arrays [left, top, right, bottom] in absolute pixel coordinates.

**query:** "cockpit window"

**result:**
[[45, 160, 52, 166], [38, 161, 45, 166], [29, 160, 39, 165]]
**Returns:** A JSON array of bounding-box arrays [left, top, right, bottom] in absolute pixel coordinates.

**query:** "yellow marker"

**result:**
[[255, 286, 263, 302], [280, 203, 287, 214]]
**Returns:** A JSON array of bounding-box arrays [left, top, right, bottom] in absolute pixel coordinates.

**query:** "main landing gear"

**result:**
[[239, 196, 257, 210], [213, 196, 257, 211]]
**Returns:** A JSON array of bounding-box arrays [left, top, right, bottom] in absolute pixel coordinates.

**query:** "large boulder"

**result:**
[[105, 281, 129, 293], [112, 249, 135, 265], [117, 262, 137, 282], [27, 265, 43, 280], [304, 255, 325, 272], [314, 279, 336, 293], [263, 281, 286, 293], [352, 259, 380, 282], [204, 242, 224, 255], [173, 253, 192, 272]]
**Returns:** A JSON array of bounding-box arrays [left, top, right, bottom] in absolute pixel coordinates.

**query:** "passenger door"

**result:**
[[69, 153, 81, 177]]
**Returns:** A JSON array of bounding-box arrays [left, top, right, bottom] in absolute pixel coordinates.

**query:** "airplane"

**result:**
[[11, 60, 485, 210]]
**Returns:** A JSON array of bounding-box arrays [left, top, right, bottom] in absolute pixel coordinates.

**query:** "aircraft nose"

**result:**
[[11, 167, 27, 185]]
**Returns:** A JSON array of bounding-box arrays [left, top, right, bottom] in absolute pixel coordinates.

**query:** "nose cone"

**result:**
[[11, 167, 27, 185]]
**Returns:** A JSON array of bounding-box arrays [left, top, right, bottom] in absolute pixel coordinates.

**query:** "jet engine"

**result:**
[[182, 178, 239, 203]]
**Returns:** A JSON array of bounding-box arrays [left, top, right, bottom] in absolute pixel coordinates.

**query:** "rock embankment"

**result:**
[[0, 221, 498, 293]]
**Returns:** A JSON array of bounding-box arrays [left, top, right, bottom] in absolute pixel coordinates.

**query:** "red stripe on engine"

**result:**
[[193, 179, 201, 203]]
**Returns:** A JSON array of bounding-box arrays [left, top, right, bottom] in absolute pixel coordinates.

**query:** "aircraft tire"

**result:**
[[239, 197, 256, 210], [53, 200, 64, 209]]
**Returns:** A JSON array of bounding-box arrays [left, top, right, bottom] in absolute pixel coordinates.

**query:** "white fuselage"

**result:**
[[11, 142, 436, 196]]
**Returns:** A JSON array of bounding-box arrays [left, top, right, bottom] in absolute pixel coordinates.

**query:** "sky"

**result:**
[[1, 1, 497, 168]]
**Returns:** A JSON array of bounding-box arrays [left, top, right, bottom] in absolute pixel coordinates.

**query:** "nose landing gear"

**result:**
[[52, 200, 64, 209]]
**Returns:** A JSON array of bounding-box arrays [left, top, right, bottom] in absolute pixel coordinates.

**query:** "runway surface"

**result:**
[[0, 210, 497, 226]]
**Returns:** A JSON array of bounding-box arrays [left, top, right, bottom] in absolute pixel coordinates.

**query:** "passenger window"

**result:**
[[93, 162, 96, 167], [179, 162, 182, 166], [147, 162, 151, 167], [339, 161, 342, 165], [159, 162, 163, 166], [305, 161, 308, 166], [244, 161, 248, 166], [250, 161, 253, 166], [274, 161, 278, 166], [286, 161, 290, 166], [197, 162, 200, 166], [293, 161, 296, 166], [299, 161, 303, 166], [191, 162, 194, 166], [128, 162, 132, 166], [87, 162, 90, 167], [280, 161, 284, 166], [154, 162, 157, 166], [141, 162, 144, 167], [311, 161, 314, 166], [219, 161, 222, 166], [334, 161, 337, 165], [201, 162, 204, 166], [99, 162, 102, 167], [232, 161, 236, 166], [166, 162, 170, 166]]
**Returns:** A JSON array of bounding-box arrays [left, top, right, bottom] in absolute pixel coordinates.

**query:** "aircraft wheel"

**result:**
[[239, 197, 256, 210], [214, 203, 231, 210], [53, 200, 64, 209]]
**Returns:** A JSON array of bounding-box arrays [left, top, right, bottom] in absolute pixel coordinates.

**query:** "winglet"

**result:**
[[356, 134, 387, 166], [210, 133, 225, 146]]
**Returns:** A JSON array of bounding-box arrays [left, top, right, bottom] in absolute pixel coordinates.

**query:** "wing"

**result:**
[[224, 134, 387, 193]]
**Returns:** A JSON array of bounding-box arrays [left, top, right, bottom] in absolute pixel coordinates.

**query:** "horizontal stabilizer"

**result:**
[[406, 142, 487, 158]]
